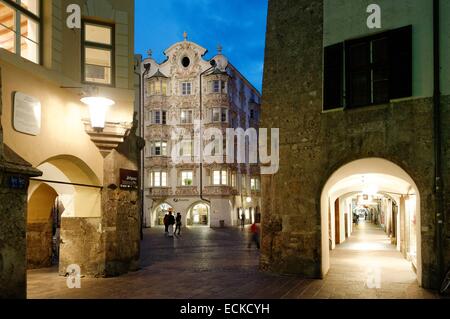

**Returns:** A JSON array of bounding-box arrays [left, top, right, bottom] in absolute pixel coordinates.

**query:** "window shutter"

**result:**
[[389, 25, 412, 99], [324, 42, 344, 110]]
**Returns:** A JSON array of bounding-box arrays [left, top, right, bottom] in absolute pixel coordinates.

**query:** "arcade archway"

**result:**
[[153, 203, 173, 226], [27, 155, 101, 269], [187, 202, 210, 226], [321, 158, 422, 286]]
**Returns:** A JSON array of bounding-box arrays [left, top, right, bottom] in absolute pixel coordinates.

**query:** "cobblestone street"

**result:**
[[27, 224, 439, 299]]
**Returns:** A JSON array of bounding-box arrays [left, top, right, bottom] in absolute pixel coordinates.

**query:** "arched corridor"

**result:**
[[328, 220, 419, 295], [321, 158, 422, 287]]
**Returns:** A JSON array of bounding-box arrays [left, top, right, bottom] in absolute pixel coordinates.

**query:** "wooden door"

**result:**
[[335, 199, 340, 245]]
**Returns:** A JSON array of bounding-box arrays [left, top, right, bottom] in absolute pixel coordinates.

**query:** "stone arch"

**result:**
[[29, 155, 102, 218], [152, 202, 173, 226], [186, 201, 211, 226], [27, 183, 58, 269], [320, 157, 422, 286]]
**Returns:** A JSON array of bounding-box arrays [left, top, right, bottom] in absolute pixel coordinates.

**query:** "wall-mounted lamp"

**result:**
[[80, 96, 115, 132], [246, 197, 252, 204]]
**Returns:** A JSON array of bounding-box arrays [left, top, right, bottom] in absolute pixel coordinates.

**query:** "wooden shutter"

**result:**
[[389, 25, 412, 99], [346, 40, 371, 108], [324, 43, 344, 110]]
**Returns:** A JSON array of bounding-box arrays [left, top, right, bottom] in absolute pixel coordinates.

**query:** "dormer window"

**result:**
[[146, 71, 169, 96]]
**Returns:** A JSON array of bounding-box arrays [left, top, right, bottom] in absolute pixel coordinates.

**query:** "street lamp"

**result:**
[[80, 96, 115, 132], [246, 197, 252, 204]]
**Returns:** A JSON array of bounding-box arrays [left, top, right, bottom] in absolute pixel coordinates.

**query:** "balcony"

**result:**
[[144, 157, 171, 168], [145, 95, 169, 107], [147, 188, 172, 198], [203, 93, 229, 106], [175, 186, 199, 196], [203, 186, 236, 196]]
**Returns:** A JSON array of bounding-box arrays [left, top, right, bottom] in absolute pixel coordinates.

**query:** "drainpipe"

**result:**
[[134, 60, 150, 240], [432, 0, 444, 284], [199, 60, 217, 204]]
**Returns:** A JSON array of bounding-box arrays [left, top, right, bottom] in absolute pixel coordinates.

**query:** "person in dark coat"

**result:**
[[175, 213, 182, 236], [163, 213, 169, 234]]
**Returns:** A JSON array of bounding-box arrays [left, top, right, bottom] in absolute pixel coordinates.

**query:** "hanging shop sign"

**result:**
[[119, 169, 138, 190], [13, 92, 41, 136]]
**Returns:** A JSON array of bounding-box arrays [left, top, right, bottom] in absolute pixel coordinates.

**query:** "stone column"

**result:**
[[0, 67, 42, 298]]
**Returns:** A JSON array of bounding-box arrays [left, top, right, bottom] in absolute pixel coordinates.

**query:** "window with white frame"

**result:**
[[212, 108, 228, 123], [212, 169, 228, 186], [148, 110, 167, 125], [149, 171, 168, 187], [0, 0, 41, 64], [83, 20, 114, 85], [149, 141, 167, 156], [181, 82, 192, 95], [179, 139, 193, 157], [251, 178, 260, 191], [210, 136, 222, 156], [181, 171, 193, 186], [180, 110, 193, 124], [241, 175, 247, 190], [146, 79, 168, 96], [210, 80, 226, 93]]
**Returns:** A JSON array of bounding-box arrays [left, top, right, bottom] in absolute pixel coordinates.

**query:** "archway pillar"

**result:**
[[59, 121, 144, 278]]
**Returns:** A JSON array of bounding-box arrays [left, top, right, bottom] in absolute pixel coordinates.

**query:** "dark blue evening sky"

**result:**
[[135, 0, 268, 92]]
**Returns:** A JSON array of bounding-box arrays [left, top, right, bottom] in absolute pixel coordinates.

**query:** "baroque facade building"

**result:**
[[138, 36, 262, 229], [260, 0, 449, 290]]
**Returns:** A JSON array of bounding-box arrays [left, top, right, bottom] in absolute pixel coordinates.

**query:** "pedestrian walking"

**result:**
[[163, 213, 169, 235], [241, 212, 245, 230], [248, 222, 260, 249], [175, 212, 182, 236], [167, 211, 176, 238]]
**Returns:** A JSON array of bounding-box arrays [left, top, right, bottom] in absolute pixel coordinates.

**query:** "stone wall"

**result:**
[[0, 180, 28, 299], [441, 95, 450, 275], [27, 222, 52, 269], [59, 217, 105, 276], [261, 0, 443, 289], [103, 150, 141, 277], [260, 0, 325, 278]]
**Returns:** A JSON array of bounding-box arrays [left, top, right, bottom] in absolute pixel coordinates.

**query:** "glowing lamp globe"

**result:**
[[80, 96, 115, 131]]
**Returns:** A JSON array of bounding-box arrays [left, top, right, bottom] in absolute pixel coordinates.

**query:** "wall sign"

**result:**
[[13, 92, 41, 136], [119, 169, 138, 190], [7, 175, 28, 190]]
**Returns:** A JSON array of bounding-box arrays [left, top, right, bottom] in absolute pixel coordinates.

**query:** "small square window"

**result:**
[[182, 82, 192, 95], [181, 110, 193, 124]]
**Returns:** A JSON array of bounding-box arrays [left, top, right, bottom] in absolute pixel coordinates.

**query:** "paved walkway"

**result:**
[[27, 223, 438, 299]]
